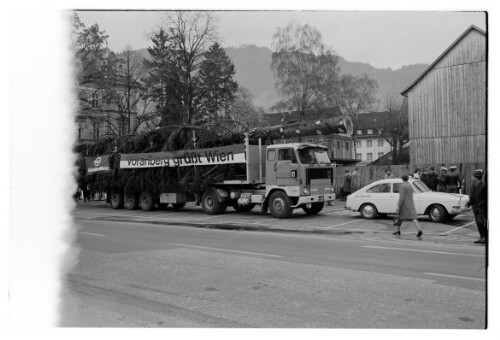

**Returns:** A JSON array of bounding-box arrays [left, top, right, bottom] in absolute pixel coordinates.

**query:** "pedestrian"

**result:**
[[83, 183, 90, 202], [342, 169, 352, 200], [420, 169, 429, 186], [384, 168, 395, 179], [393, 174, 423, 238], [412, 168, 421, 180], [467, 169, 487, 244], [427, 167, 438, 191], [446, 165, 462, 193], [436, 167, 448, 192], [352, 167, 361, 192]]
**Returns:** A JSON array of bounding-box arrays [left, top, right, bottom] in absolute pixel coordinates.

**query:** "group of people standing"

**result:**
[[405, 166, 464, 193]]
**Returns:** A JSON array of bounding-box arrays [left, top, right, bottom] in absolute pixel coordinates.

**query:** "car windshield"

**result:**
[[412, 180, 431, 193], [297, 147, 331, 165]]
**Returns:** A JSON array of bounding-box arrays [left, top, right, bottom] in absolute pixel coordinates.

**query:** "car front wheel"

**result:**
[[360, 203, 378, 219], [428, 204, 447, 223]]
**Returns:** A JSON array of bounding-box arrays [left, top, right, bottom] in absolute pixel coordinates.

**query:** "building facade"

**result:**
[[401, 25, 486, 164], [353, 112, 394, 164]]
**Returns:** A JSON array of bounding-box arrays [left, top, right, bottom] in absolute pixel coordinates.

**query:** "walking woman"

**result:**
[[393, 174, 423, 238]]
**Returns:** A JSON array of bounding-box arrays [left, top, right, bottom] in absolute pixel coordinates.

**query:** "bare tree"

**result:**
[[380, 92, 408, 164], [271, 21, 340, 118]]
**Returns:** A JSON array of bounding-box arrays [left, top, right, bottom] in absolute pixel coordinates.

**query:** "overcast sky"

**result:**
[[76, 10, 486, 69]]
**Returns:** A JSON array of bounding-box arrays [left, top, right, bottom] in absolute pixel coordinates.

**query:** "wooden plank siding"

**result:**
[[405, 28, 486, 164]]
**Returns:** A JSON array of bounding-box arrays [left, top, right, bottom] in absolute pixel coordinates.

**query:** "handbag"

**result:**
[[393, 216, 402, 226]]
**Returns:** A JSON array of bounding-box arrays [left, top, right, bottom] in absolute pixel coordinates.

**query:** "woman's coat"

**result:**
[[397, 181, 418, 220]]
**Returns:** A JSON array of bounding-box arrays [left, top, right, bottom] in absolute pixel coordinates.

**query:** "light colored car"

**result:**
[[345, 178, 470, 223]]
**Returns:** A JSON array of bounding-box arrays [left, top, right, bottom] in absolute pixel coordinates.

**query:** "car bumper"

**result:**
[[451, 206, 472, 214], [292, 194, 335, 207]]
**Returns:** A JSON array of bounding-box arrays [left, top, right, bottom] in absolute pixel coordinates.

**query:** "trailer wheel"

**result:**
[[110, 191, 124, 209], [201, 190, 227, 215], [139, 191, 155, 211], [124, 193, 139, 210], [233, 203, 256, 212], [172, 203, 186, 210], [302, 202, 324, 215], [269, 191, 293, 219]]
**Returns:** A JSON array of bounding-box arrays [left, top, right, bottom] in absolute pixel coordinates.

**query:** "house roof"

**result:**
[[400, 25, 486, 96], [263, 107, 343, 126], [356, 111, 394, 130]]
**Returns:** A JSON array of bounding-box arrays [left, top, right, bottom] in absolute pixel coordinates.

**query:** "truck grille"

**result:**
[[306, 168, 333, 185]]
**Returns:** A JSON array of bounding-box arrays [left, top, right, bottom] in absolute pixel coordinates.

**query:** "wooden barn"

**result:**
[[401, 25, 486, 165]]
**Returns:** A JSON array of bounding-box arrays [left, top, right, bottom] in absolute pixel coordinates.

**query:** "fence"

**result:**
[[333, 162, 486, 197]]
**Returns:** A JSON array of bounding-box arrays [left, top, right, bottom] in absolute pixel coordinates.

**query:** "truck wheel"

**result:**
[[302, 202, 324, 215], [139, 191, 155, 211], [124, 193, 138, 210], [233, 203, 256, 212], [269, 191, 293, 219], [201, 190, 227, 215], [172, 203, 186, 210], [110, 191, 124, 209]]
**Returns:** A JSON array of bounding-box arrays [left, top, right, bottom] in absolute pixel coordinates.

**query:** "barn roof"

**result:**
[[400, 25, 486, 96]]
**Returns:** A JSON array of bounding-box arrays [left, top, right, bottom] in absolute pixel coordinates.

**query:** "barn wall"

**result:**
[[406, 29, 486, 164]]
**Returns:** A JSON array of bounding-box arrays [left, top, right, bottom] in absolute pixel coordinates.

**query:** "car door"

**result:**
[[389, 183, 402, 213], [365, 183, 392, 213]]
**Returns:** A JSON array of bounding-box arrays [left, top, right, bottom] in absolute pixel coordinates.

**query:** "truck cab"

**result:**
[[264, 143, 335, 218]]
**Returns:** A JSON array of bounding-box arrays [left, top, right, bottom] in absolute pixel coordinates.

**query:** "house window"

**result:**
[[377, 139, 384, 147], [367, 129, 374, 135], [356, 129, 363, 135], [355, 140, 361, 148], [337, 141, 341, 149], [378, 152, 384, 158], [78, 124, 82, 139], [378, 129, 384, 134], [366, 140, 373, 147], [367, 153, 373, 161], [345, 142, 349, 150], [356, 153, 362, 160]]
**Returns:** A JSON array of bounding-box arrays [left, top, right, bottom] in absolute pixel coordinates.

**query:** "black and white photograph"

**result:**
[[5, 1, 498, 338]]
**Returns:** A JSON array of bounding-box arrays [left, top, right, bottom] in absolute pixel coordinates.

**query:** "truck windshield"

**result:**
[[298, 147, 331, 165]]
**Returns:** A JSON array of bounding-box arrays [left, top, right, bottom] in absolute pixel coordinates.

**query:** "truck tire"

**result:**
[[124, 193, 139, 210], [233, 203, 256, 212], [302, 202, 324, 215], [110, 191, 124, 209], [269, 191, 293, 219], [172, 203, 186, 210], [201, 190, 227, 215], [139, 191, 155, 211]]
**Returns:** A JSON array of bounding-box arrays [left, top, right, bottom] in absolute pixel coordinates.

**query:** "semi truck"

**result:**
[[83, 116, 353, 219]]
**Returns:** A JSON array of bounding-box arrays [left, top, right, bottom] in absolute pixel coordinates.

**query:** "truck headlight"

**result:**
[[303, 188, 309, 195]]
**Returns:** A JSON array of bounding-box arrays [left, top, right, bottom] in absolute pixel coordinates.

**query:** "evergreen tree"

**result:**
[[144, 28, 184, 126], [199, 43, 238, 124]]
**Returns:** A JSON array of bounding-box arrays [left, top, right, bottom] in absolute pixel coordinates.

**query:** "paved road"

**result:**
[[73, 200, 483, 246], [62, 204, 487, 328]]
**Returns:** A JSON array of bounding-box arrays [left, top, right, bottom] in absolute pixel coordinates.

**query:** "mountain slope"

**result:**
[[225, 45, 428, 110]]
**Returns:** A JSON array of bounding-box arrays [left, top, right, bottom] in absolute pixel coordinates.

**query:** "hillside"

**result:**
[[128, 46, 428, 111], [225, 45, 428, 110]]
